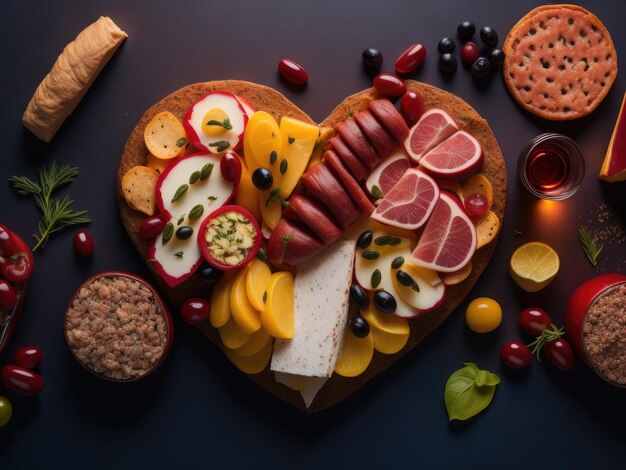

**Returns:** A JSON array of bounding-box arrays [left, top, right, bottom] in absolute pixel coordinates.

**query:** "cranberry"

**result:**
[[400, 91, 425, 124], [1, 365, 44, 396], [139, 216, 166, 238], [362, 48, 383, 67], [395, 43, 427, 74], [73, 230, 94, 257], [373, 73, 407, 96], [471, 57, 491, 78], [439, 53, 457, 73], [220, 152, 242, 183], [488, 49, 505, 67], [0, 280, 18, 313], [13, 346, 44, 369], [461, 42, 479, 64], [278, 59, 308, 85], [180, 298, 210, 325], [500, 341, 532, 369], [480, 26, 498, 48], [464, 192, 489, 217], [438, 37, 456, 54], [457, 21, 476, 40]]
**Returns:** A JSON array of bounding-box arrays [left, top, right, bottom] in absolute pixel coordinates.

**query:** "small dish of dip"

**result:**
[[64, 271, 173, 382]]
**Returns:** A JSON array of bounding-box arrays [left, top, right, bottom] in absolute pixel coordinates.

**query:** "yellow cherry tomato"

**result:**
[[465, 297, 502, 333]]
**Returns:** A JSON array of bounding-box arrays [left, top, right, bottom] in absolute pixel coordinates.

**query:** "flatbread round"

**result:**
[[117, 80, 506, 411], [503, 4, 618, 120]]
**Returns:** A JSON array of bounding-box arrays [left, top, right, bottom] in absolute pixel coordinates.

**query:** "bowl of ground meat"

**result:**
[[64, 271, 174, 382], [566, 274, 626, 387]]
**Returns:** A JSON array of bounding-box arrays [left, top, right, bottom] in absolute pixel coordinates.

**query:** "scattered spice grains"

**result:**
[[583, 282, 626, 386], [589, 204, 626, 246], [65, 275, 168, 380]]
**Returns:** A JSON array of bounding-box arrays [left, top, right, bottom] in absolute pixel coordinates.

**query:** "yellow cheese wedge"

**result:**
[[334, 332, 374, 378], [278, 117, 319, 198], [599, 92, 626, 182], [230, 265, 262, 334], [224, 339, 272, 374]]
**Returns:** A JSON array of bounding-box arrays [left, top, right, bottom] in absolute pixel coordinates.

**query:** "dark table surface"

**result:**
[[1, 0, 625, 468]]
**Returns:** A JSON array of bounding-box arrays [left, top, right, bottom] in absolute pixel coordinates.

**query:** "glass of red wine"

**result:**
[[518, 133, 585, 200]]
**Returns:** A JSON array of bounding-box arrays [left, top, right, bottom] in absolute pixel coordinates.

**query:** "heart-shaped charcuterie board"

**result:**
[[117, 79, 506, 412]]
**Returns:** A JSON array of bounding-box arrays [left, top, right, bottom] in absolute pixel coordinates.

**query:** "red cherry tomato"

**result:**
[[13, 346, 44, 369], [544, 338, 575, 371], [461, 42, 479, 64], [400, 91, 424, 124], [463, 193, 489, 218], [1, 365, 44, 396], [278, 59, 308, 85], [73, 230, 94, 257], [180, 298, 210, 325], [373, 73, 407, 97], [0, 280, 17, 313], [519, 307, 552, 336], [139, 216, 167, 238], [0, 225, 20, 257], [220, 152, 242, 184], [500, 341, 532, 369], [395, 43, 427, 74], [0, 252, 33, 283]]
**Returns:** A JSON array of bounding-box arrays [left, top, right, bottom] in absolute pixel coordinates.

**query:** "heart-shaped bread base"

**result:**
[[117, 80, 507, 412]]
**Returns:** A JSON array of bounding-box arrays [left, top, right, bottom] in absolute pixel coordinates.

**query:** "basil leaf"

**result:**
[[444, 363, 500, 421], [371, 185, 383, 200]]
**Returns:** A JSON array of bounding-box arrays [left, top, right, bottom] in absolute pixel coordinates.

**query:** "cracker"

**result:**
[[442, 261, 472, 286], [144, 111, 188, 159], [121, 166, 159, 215], [475, 211, 499, 249], [503, 4, 617, 120]]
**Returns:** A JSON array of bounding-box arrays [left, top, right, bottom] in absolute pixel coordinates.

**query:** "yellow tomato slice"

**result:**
[[261, 271, 295, 338], [218, 317, 250, 350], [334, 332, 374, 378], [224, 339, 273, 375], [230, 266, 262, 334], [245, 259, 272, 311], [210, 272, 235, 328]]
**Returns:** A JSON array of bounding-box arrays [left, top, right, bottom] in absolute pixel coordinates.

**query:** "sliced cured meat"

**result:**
[[323, 150, 375, 214], [354, 110, 398, 158], [266, 218, 325, 267], [371, 168, 439, 230], [329, 136, 368, 182], [365, 148, 411, 199], [369, 99, 410, 144], [404, 108, 458, 163], [336, 119, 380, 170], [410, 191, 477, 273], [283, 194, 342, 245], [419, 130, 483, 179], [301, 163, 361, 230]]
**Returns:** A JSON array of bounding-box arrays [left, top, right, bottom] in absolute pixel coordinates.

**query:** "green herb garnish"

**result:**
[[257, 247, 267, 262], [189, 171, 201, 185], [162, 222, 174, 245], [269, 150, 278, 165], [444, 363, 500, 422], [176, 137, 187, 148], [205, 118, 232, 130], [391, 256, 404, 269], [174, 251, 184, 258], [200, 163, 214, 180], [371, 269, 382, 288], [207, 195, 218, 202], [279, 234, 294, 264], [578, 226, 603, 268], [189, 204, 204, 220], [361, 250, 380, 260], [288, 136, 295, 144], [177, 215, 185, 226], [171, 184, 189, 203], [371, 185, 383, 200], [209, 141, 230, 152], [265, 187, 281, 207], [9, 161, 90, 252], [312, 139, 322, 153], [280, 159, 288, 174]]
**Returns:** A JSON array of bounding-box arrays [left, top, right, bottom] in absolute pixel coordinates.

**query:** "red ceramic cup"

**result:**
[[565, 273, 626, 387]]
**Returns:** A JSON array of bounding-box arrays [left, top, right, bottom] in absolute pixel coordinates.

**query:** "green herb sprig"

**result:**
[[9, 162, 90, 252], [578, 227, 603, 268], [444, 362, 500, 421]]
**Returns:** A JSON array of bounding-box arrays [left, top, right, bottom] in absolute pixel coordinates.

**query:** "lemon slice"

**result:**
[[510, 242, 560, 292]]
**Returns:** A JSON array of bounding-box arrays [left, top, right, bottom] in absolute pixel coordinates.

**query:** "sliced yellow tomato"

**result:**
[[259, 189, 282, 230], [234, 157, 261, 222], [370, 327, 409, 355], [361, 299, 410, 336], [224, 339, 273, 375], [243, 111, 282, 172], [261, 271, 295, 338], [278, 116, 319, 198], [334, 332, 374, 378], [232, 327, 271, 358], [245, 259, 272, 311], [210, 272, 235, 328], [218, 316, 250, 349], [230, 266, 262, 334]]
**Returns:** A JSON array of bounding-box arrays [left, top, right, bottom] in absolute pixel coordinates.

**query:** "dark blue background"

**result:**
[[1, 0, 625, 468]]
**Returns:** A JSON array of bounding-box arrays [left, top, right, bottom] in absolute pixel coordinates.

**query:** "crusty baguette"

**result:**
[[117, 80, 507, 411], [23, 16, 127, 142]]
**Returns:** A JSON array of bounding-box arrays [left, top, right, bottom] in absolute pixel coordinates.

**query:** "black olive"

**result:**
[[251, 167, 274, 191], [196, 264, 224, 285], [374, 290, 397, 314], [350, 315, 370, 338], [480, 26, 498, 48], [457, 21, 476, 40], [362, 48, 383, 67], [471, 57, 491, 78], [395, 270, 414, 287], [439, 53, 458, 73], [176, 226, 193, 240], [357, 230, 373, 249], [438, 37, 456, 54], [488, 48, 505, 67], [350, 284, 370, 311]]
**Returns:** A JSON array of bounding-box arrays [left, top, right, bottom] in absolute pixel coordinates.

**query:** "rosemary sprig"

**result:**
[[578, 227, 603, 268], [9, 161, 90, 252]]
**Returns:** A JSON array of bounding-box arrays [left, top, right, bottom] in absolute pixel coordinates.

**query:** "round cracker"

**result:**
[[503, 4, 618, 120]]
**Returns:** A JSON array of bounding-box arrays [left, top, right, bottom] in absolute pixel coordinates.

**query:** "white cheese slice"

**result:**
[[274, 372, 327, 408], [271, 238, 356, 378]]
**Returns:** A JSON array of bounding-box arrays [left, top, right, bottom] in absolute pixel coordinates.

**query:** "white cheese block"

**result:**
[[274, 372, 327, 408], [271, 238, 356, 378]]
